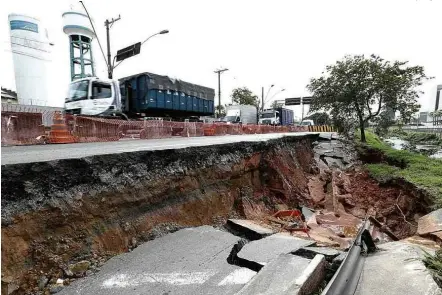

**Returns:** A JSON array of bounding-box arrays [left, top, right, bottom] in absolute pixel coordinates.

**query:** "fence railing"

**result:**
[[2, 106, 324, 146]]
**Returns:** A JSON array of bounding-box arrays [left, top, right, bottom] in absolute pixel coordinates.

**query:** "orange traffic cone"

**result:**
[[48, 112, 76, 144]]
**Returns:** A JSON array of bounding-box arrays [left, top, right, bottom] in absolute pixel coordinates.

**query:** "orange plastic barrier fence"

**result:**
[[2, 111, 325, 146]]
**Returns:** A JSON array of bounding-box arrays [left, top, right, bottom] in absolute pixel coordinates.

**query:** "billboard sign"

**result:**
[[10, 20, 38, 33]]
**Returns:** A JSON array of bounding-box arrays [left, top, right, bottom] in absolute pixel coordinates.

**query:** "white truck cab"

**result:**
[[225, 109, 241, 124], [64, 77, 122, 116], [259, 109, 279, 125], [300, 119, 315, 126]]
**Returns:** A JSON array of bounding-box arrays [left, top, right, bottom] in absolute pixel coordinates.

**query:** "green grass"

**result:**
[[356, 131, 442, 207], [422, 249, 442, 288]]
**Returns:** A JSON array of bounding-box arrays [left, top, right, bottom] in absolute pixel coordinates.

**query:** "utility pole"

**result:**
[[261, 84, 274, 111], [214, 68, 229, 118], [104, 15, 121, 79], [301, 97, 305, 121], [261, 87, 264, 112]]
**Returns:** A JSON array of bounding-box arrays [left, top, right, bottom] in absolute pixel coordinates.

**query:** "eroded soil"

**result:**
[[1, 136, 431, 294]]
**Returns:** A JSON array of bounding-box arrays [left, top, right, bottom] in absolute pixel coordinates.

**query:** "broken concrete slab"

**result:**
[[286, 254, 326, 295], [292, 246, 343, 262], [324, 157, 345, 169], [226, 219, 274, 240], [417, 209, 442, 236], [236, 254, 325, 295], [355, 241, 442, 295], [58, 226, 256, 295], [237, 233, 315, 266]]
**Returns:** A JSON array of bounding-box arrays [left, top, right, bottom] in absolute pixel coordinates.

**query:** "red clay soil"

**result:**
[[341, 169, 425, 239]]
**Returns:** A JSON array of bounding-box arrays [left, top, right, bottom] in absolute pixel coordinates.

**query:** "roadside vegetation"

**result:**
[[356, 131, 442, 207], [356, 131, 442, 284], [307, 54, 431, 142], [422, 249, 442, 288], [387, 128, 442, 146]]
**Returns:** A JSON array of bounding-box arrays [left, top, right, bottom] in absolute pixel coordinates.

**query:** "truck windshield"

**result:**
[[66, 80, 89, 102], [225, 116, 237, 122], [260, 113, 275, 119]]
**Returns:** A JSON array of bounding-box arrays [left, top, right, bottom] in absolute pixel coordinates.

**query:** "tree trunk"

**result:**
[[359, 121, 366, 142]]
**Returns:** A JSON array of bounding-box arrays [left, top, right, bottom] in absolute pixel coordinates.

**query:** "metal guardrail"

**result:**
[[322, 218, 376, 295]]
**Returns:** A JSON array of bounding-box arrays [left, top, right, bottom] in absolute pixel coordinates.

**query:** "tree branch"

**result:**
[[364, 94, 383, 122], [373, 94, 383, 117]]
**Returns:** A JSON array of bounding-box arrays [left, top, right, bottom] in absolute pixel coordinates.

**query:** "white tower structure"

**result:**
[[62, 10, 96, 81], [8, 14, 52, 106]]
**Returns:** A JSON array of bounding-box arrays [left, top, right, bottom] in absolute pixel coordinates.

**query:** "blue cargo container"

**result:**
[[278, 107, 294, 126], [119, 72, 215, 117]]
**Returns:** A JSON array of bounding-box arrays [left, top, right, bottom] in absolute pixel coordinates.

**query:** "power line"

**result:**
[[79, 0, 109, 69]]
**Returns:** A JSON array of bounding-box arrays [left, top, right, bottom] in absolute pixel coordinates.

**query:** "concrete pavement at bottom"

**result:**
[[1, 132, 335, 165], [355, 241, 442, 295], [59, 226, 257, 295]]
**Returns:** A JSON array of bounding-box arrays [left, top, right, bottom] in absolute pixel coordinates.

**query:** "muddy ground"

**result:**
[[1, 135, 431, 294]]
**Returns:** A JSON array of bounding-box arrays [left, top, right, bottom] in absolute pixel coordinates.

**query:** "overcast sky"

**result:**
[[1, 0, 441, 118]]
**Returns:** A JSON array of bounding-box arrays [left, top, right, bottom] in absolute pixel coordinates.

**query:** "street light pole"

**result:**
[[261, 87, 264, 112], [214, 68, 229, 118], [141, 30, 169, 45], [265, 88, 285, 106], [262, 84, 274, 111], [112, 29, 169, 74], [104, 15, 121, 79]]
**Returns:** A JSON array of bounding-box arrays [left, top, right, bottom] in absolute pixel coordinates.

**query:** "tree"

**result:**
[[231, 87, 259, 108], [307, 54, 430, 142], [304, 112, 331, 126], [271, 100, 284, 109], [215, 105, 226, 117], [430, 110, 442, 126]]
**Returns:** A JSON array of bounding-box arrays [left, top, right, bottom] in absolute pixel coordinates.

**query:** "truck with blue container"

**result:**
[[65, 72, 215, 120], [259, 107, 294, 126]]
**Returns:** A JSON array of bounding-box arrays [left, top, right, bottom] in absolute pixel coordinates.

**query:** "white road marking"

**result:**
[[101, 271, 216, 288], [217, 268, 256, 286]]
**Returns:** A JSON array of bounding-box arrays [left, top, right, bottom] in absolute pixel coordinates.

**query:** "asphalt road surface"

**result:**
[[58, 226, 257, 295], [1, 132, 334, 165]]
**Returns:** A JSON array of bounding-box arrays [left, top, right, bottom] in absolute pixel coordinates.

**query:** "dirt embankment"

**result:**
[[2, 135, 319, 293], [1, 135, 431, 294]]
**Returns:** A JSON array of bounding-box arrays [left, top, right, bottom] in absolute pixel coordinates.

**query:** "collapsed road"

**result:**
[[0, 132, 333, 165], [1, 132, 440, 294]]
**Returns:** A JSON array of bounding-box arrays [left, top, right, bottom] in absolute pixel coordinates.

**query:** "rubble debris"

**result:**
[[417, 209, 442, 237], [68, 260, 91, 276], [323, 157, 346, 169], [49, 285, 64, 294], [38, 275, 49, 290], [368, 216, 399, 241]]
